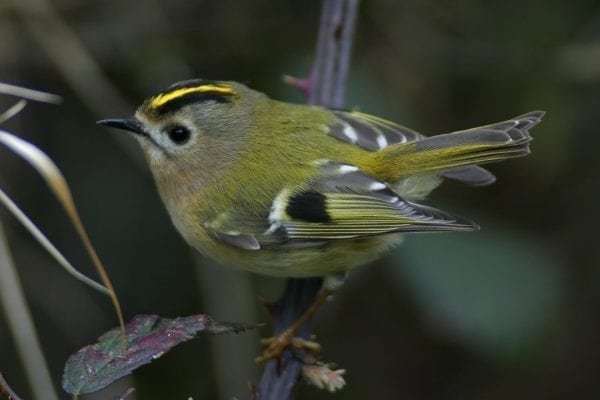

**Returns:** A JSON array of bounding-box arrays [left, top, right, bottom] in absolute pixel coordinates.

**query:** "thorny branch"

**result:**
[[256, 1, 359, 398]]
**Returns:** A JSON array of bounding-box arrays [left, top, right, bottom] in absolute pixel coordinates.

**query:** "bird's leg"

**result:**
[[256, 288, 330, 363], [256, 273, 346, 364]]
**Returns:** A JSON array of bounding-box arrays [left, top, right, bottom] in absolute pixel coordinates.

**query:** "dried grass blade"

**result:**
[[0, 130, 125, 342]]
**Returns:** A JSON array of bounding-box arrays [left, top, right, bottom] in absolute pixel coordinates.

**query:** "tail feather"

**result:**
[[441, 166, 496, 186], [373, 111, 544, 180]]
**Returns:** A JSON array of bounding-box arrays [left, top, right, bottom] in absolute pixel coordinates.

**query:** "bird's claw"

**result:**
[[256, 332, 321, 363]]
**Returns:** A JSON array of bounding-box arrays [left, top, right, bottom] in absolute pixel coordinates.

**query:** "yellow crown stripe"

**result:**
[[149, 84, 235, 109]]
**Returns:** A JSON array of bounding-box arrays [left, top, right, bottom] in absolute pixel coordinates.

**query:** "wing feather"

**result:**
[[204, 161, 477, 250], [270, 162, 477, 241]]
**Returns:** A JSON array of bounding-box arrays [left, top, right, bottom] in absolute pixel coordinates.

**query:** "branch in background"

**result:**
[[256, 0, 359, 398]]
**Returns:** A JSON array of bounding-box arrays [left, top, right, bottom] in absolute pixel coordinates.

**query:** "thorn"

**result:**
[[248, 382, 258, 400], [259, 295, 278, 318], [283, 74, 313, 98]]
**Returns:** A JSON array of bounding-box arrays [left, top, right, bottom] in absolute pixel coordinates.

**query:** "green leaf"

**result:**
[[62, 314, 256, 395]]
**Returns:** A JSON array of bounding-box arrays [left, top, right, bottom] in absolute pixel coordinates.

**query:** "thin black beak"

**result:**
[[97, 118, 145, 135]]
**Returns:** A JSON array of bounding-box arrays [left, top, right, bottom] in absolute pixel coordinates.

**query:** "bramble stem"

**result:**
[[256, 1, 359, 398]]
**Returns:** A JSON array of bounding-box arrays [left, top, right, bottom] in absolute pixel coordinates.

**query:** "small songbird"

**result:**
[[98, 80, 544, 277], [99, 79, 543, 361], [99, 79, 543, 280]]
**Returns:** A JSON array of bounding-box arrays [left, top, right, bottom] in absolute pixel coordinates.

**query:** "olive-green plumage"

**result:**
[[98, 79, 543, 277]]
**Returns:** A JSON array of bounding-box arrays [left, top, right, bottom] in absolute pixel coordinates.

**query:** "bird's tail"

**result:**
[[371, 111, 545, 180]]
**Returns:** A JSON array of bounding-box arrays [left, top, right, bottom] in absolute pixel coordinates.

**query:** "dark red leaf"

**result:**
[[62, 314, 255, 395]]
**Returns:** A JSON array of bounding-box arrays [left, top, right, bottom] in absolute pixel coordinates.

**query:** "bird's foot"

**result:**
[[255, 329, 321, 363]]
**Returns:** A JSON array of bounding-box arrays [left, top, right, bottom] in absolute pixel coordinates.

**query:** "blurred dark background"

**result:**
[[1, 0, 599, 399]]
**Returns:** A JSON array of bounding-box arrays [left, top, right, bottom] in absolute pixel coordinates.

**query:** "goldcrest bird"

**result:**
[[98, 79, 543, 279]]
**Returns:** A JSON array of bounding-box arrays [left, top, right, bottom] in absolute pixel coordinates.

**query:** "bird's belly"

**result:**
[[198, 234, 404, 277]]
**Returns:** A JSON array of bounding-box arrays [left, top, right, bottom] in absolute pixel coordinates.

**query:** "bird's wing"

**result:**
[[329, 110, 426, 151], [203, 161, 477, 251]]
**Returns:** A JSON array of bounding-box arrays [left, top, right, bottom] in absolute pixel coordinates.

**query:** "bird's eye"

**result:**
[[167, 126, 191, 145]]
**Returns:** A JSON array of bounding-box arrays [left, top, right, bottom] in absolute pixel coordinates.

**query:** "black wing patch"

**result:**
[[285, 191, 332, 223]]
